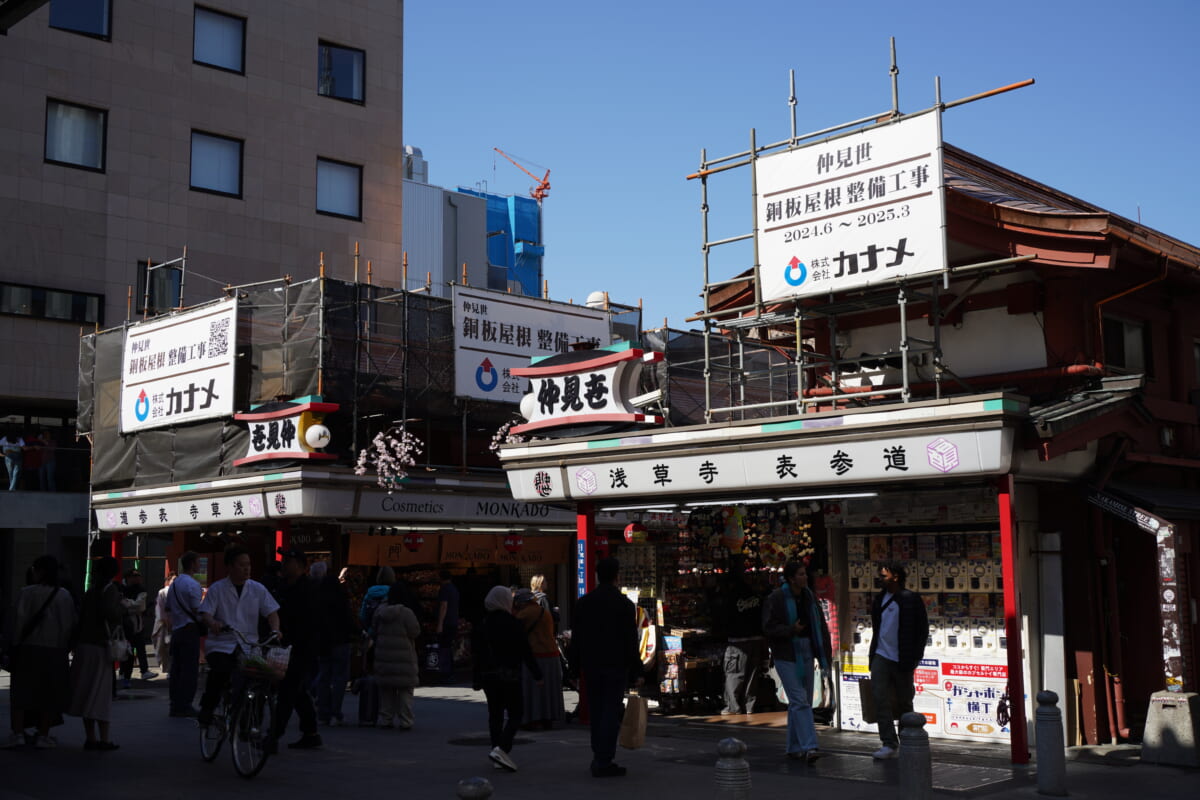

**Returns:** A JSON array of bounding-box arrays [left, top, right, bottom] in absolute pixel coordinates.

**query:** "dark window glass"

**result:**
[[136, 261, 183, 316], [0, 282, 103, 325], [49, 0, 111, 39], [318, 42, 365, 103]]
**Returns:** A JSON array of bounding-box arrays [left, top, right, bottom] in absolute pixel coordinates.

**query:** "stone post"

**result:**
[[715, 737, 751, 800], [1035, 690, 1068, 795], [898, 711, 932, 800], [456, 777, 493, 800]]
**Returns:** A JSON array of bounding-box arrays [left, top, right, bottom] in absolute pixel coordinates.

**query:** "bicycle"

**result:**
[[198, 628, 290, 778]]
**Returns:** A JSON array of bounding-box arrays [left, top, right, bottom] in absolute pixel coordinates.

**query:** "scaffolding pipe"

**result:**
[[898, 286, 910, 403], [889, 37, 900, 116], [318, 253, 326, 397]]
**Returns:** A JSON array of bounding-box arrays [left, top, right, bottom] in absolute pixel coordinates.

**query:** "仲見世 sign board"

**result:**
[[755, 110, 947, 301]]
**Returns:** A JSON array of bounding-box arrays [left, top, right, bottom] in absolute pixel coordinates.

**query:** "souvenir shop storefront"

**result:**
[[91, 472, 582, 658], [499, 391, 1037, 761]]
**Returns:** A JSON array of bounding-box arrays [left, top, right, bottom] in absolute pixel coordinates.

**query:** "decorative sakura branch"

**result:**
[[355, 426, 424, 493], [488, 418, 529, 454]]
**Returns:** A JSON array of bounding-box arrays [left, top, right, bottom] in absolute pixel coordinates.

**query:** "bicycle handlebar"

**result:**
[[218, 625, 282, 648]]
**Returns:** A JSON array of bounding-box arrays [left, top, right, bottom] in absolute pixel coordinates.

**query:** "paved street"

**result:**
[[2, 673, 1198, 799]]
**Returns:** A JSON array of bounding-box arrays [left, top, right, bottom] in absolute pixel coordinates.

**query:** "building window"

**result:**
[[194, 6, 245, 74], [45, 99, 106, 171], [1103, 316, 1153, 376], [135, 261, 182, 315], [0, 281, 103, 325], [316, 158, 362, 220], [317, 41, 365, 103], [49, 0, 111, 39], [190, 131, 243, 197]]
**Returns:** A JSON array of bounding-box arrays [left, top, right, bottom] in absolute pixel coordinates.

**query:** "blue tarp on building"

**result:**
[[458, 188, 542, 296]]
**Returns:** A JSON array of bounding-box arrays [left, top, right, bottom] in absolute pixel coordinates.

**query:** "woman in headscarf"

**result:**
[[67, 555, 124, 751], [762, 560, 831, 763], [472, 586, 541, 773]]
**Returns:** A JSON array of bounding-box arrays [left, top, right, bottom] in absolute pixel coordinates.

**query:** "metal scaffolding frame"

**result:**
[[689, 41, 1034, 421]]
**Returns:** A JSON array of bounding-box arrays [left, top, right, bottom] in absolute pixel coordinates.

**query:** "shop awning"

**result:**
[[1105, 483, 1200, 522]]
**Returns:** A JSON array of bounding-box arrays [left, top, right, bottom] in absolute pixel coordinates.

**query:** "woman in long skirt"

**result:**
[[514, 589, 564, 730], [67, 555, 123, 751]]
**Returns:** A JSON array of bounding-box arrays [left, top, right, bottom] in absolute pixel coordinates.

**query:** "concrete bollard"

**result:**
[[1035, 690, 1068, 796], [456, 777, 494, 799], [898, 711, 932, 800], [715, 737, 751, 800]]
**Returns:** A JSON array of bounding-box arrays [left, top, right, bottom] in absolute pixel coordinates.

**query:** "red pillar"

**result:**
[[576, 501, 597, 597], [111, 531, 126, 579], [997, 475, 1029, 764], [275, 520, 291, 560]]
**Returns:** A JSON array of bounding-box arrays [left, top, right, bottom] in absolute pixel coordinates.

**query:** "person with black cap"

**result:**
[[266, 546, 322, 753]]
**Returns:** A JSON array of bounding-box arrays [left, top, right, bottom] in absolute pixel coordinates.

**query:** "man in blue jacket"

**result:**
[[868, 560, 928, 759]]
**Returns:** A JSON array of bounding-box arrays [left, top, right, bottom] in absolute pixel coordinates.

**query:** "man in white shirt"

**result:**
[[197, 545, 281, 726], [868, 560, 928, 759], [0, 431, 24, 491], [166, 552, 204, 718]]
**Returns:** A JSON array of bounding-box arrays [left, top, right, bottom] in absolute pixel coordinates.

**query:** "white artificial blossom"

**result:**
[[355, 426, 424, 493], [488, 418, 529, 454]]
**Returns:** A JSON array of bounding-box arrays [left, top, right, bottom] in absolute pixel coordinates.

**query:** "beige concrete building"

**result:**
[[0, 1, 404, 596], [0, 0, 405, 418]]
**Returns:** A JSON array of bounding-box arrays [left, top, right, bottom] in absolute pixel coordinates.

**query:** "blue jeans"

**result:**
[[774, 638, 818, 754], [4, 455, 20, 490], [315, 643, 351, 722]]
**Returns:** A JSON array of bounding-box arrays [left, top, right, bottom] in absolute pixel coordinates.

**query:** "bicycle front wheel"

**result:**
[[230, 688, 274, 778], [199, 707, 227, 762]]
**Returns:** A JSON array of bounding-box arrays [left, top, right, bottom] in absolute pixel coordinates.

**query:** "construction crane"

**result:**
[[493, 148, 551, 203]]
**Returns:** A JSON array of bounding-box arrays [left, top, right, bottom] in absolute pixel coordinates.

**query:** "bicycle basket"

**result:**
[[237, 643, 291, 681]]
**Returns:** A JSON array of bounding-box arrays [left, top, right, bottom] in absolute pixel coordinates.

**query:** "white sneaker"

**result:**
[[489, 746, 518, 772], [1, 732, 25, 749], [872, 745, 898, 759], [34, 735, 57, 750]]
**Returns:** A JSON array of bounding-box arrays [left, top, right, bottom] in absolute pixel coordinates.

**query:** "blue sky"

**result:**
[[403, 0, 1199, 332]]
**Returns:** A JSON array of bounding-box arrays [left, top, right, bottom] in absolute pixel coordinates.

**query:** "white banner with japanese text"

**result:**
[[755, 111, 946, 301], [120, 299, 238, 432], [452, 286, 610, 403], [507, 428, 1011, 502]]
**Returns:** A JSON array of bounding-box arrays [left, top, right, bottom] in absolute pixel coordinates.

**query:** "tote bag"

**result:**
[[619, 694, 648, 749]]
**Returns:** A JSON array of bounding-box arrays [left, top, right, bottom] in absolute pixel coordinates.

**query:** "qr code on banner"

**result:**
[[208, 317, 230, 358]]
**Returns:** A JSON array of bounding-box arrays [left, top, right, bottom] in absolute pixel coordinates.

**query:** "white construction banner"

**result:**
[[453, 286, 610, 403], [755, 111, 946, 301], [120, 299, 238, 432]]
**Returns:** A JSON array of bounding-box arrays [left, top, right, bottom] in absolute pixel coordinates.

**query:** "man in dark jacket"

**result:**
[[720, 557, 765, 715], [569, 557, 642, 778], [868, 559, 928, 759], [267, 548, 322, 752]]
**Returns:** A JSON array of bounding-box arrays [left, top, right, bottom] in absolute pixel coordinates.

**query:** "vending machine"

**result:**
[[917, 561, 942, 593]]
